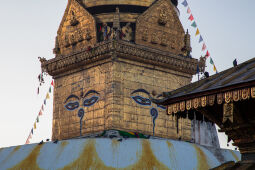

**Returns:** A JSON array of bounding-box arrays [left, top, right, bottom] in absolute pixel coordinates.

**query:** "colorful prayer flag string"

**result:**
[[182, 0, 218, 74], [25, 80, 54, 144]]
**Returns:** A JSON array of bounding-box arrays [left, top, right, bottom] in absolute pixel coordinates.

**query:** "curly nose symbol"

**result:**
[[78, 109, 84, 119], [150, 108, 158, 136], [78, 108, 85, 136]]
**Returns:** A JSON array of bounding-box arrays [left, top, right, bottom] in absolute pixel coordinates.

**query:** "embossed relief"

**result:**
[[136, 0, 185, 55], [56, 0, 96, 56]]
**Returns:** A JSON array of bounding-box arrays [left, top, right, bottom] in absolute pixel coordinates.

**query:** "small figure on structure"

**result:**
[[100, 22, 111, 41], [121, 23, 133, 41]]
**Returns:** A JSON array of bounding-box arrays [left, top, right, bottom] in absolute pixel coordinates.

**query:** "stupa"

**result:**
[[0, 0, 241, 169]]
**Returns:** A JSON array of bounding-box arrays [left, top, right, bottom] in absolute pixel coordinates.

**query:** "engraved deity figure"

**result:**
[[121, 23, 133, 41]]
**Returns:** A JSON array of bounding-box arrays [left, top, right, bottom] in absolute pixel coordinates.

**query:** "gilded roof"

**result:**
[[156, 57, 255, 104]]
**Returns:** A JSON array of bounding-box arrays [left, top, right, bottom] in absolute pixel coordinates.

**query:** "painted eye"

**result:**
[[157, 104, 166, 110], [132, 96, 151, 106], [64, 101, 79, 111], [83, 96, 99, 107]]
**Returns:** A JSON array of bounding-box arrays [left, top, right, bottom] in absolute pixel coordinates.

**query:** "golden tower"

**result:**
[[41, 0, 200, 141]]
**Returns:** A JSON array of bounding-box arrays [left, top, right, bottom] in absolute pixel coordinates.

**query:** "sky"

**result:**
[[0, 0, 254, 149]]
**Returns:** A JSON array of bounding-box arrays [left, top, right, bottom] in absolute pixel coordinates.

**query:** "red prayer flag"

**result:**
[[51, 80, 54, 86], [202, 43, 207, 51], [187, 7, 191, 14], [205, 50, 210, 58], [39, 110, 43, 116], [188, 14, 194, 21]]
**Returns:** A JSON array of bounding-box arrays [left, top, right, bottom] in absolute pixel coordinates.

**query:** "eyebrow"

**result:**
[[64, 95, 79, 103], [83, 90, 99, 98], [131, 89, 150, 95]]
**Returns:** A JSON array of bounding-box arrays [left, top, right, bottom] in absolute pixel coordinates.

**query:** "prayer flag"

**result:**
[[44, 99, 46, 105], [25, 139, 30, 144], [213, 65, 217, 72], [191, 21, 197, 28], [187, 7, 191, 14], [188, 14, 194, 21], [182, 0, 188, 7], [31, 128, 33, 135], [202, 43, 206, 51], [205, 50, 210, 58], [51, 80, 54, 86], [49, 87, 52, 93], [199, 35, 203, 43], [34, 122, 37, 129], [37, 87, 39, 95], [210, 57, 214, 65], [195, 28, 200, 36], [39, 110, 43, 116], [37, 116, 39, 123], [29, 133, 32, 139], [46, 93, 50, 99], [41, 105, 44, 111]]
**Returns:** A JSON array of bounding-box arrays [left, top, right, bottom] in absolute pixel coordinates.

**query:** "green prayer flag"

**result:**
[[37, 116, 39, 123], [210, 57, 214, 65], [191, 21, 197, 28], [49, 87, 51, 93]]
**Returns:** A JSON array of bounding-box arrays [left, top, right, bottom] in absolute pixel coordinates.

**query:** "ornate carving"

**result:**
[[136, 0, 185, 55], [201, 96, 207, 107], [151, 32, 159, 44], [158, 8, 168, 25], [242, 88, 250, 100], [42, 40, 198, 76], [85, 29, 92, 41], [70, 34, 76, 45], [100, 23, 112, 41], [233, 90, 240, 102], [217, 93, 223, 104], [182, 30, 192, 57], [56, 0, 96, 55], [208, 95, 215, 106], [180, 101, 185, 112], [121, 23, 133, 41], [142, 28, 149, 41], [77, 30, 84, 42], [251, 87, 255, 98], [64, 35, 70, 47], [70, 11, 79, 26], [186, 100, 192, 110], [160, 33, 167, 46], [223, 103, 234, 123], [198, 56, 206, 73], [225, 91, 232, 103]]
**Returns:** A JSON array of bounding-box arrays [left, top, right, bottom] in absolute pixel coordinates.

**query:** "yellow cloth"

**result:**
[[195, 28, 200, 36]]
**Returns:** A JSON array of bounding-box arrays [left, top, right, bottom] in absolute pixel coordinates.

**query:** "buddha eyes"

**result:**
[[132, 96, 151, 106], [64, 96, 99, 111], [65, 101, 79, 111], [83, 96, 99, 107], [131, 95, 166, 110]]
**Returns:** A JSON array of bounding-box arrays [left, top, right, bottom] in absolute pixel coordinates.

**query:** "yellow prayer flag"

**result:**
[[34, 122, 36, 129], [213, 65, 217, 72], [46, 93, 50, 99], [195, 28, 200, 36]]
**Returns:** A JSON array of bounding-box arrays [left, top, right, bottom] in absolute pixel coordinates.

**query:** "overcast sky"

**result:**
[[0, 0, 254, 149]]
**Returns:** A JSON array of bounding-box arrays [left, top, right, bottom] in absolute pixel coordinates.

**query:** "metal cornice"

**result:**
[[41, 40, 198, 76]]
